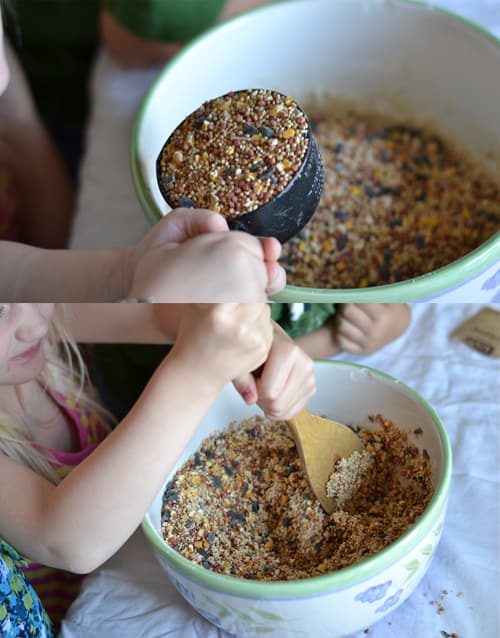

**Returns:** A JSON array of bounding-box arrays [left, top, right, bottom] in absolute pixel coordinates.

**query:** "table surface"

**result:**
[[69, 0, 500, 251], [59, 302, 500, 638]]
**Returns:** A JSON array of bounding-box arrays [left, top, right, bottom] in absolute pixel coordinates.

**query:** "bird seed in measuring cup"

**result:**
[[157, 89, 310, 218]]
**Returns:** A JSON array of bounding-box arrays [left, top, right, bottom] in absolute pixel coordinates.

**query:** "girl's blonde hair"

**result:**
[[0, 304, 114, 483]]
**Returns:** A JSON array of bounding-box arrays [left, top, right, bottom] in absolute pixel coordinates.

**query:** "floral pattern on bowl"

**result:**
[[152, 511, 447, 638]]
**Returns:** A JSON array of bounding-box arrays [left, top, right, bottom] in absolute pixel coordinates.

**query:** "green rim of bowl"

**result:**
[[142, 359, 452, 599], [131, 0, 500, 302]]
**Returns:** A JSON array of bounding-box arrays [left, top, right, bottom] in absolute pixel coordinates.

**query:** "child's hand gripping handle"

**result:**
[[232, 323, 316, 421]]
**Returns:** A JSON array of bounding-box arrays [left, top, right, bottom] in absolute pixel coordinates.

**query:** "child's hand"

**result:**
[[334, 303, 411, 355], [128, 208, 286, 301], [171, 304, 274, 390], [233, 322, 316, 420]]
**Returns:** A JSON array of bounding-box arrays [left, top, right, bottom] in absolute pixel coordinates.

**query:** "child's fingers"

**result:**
[[255, 332, 315, 420], [349, 303, 383, 321], [336, 315, 367, 344], [262, 370, 316, 420], [233, 373, 259, 404], [230, 231, 268, 259], [147, 208, 229, 248], [265, 261, 286, 295], [267, 387, 315, 421], [259, 236, 282, 262], [166, 208, 230, 243], [335, 333, 365, 354], [256, 346, 295, 406], [182, 209, 230, 237], [340, 304, 374, 332], [259, 237, 285, 295]]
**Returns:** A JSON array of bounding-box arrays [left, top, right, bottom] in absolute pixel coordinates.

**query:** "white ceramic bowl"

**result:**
[[143, 360, 452, 638], [132, 0, 500, 303]]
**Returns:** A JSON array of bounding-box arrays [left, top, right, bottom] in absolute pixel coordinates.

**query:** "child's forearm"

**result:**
[[66, 303, 185, 344], [294, 322, 341, 360], [220, 0, 278, 20], [16, 126, 75, 249], [1, 41, 75, 248], [21, 353, 223, 573], [0, 243, 133, 301], [100, 10, 182, 67]]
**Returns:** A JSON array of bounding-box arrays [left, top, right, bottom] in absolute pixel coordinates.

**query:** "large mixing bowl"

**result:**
[[143, 360, 452, 638], [132, 0, 500, 302]]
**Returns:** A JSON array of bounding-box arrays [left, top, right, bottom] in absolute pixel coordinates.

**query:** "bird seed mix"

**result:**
[[326, 447, 374, 511], [280, 105, 500, 288], [158, 89, 309, 217], [161, 414, 433, 580]]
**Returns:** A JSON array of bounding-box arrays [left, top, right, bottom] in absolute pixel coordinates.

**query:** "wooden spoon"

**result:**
[[287, 409, 364, 514]]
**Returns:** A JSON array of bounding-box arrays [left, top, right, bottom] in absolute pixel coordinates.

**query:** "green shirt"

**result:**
[[102, 0, 226, 41], [5, 0, 227, 124], [271, 303, 337, 339]]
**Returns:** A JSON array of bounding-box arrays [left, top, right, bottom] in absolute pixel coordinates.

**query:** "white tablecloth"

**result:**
[[59, 302, 500, 638], [69, 0, 500, 250]]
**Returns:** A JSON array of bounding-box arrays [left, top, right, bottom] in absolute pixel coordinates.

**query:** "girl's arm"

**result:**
[[1, 208, 222, 301], [99, 1, 277, 68], [0, 242, 133, 301], [0, 353, 222, 572], [294, 323, 341, 360], [0, 304, 274, 573], [1, 210, 285, 302], [1, 41, 74, 248], [66, 303, 184, 344], [220, 0, 278, 20], [100, 10, 182, 67]]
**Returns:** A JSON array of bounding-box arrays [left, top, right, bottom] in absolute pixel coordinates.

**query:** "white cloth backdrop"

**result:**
[[59, 303, 499, 638]]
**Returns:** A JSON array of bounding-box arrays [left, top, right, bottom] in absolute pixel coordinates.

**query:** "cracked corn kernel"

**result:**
[[208, 193, 219, 210], [254, 181, 264, 195], [172, 150, 183, 165]]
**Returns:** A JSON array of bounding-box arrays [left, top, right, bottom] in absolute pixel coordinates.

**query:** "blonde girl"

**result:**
[[0, 303, 315, 637]]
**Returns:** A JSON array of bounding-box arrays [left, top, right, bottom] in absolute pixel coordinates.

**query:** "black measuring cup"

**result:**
[[156, 90, 324, 244]]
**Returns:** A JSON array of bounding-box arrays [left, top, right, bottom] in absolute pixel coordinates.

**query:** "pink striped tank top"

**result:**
[[21, 388, 109, 630]]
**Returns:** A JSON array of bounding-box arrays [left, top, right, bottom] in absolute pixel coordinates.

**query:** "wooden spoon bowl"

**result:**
[[287, 409, 364, 514]]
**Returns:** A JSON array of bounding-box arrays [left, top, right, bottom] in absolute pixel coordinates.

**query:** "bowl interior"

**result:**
[[133, 0, 500, 301], [144, 360, 451, 591], [134, 0, 499, 216]]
